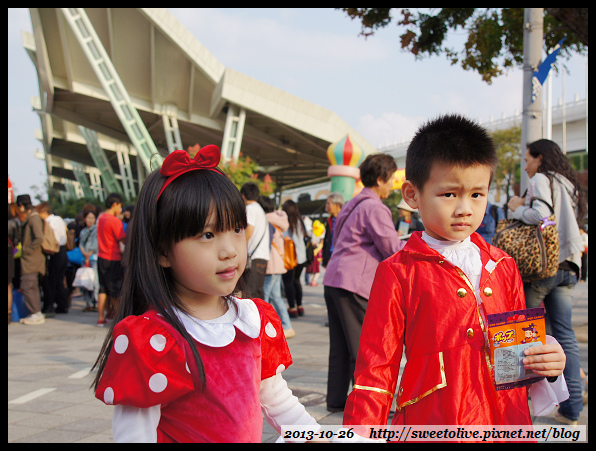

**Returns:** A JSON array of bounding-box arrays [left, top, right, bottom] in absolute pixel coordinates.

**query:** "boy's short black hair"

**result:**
[[406, 114, 498, 191], [240, 182, 260, 201], [105, 192, 124, 209]]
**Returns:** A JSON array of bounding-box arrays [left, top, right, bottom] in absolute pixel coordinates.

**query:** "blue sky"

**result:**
[[8, 8, 588, 199]]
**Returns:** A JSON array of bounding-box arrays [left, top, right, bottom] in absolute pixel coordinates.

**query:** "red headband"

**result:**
[[157, 145, 222, 201]]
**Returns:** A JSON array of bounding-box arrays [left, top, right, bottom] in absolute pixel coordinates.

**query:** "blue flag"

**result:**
[[532, 37, 566, 103]]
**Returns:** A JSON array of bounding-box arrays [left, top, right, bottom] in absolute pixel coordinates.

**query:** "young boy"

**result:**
[[342, 115, 566, 429]]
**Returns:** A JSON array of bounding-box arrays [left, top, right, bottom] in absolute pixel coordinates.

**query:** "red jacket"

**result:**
[[343, 232, 532, 427]]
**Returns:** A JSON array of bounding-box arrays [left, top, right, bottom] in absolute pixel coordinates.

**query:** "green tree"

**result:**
[[51, 196, 102, 219], [339, 8, 588, 83], [221, 155, 277, 196], [490, 125, 522, 204], [187, 143, 277, 196]]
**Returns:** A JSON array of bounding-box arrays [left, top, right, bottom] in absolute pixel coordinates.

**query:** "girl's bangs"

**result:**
[[158, 170, 247, 243]]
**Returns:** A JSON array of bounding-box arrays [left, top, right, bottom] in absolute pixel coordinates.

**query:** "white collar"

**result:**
[[173, 297, 261, 347], [422, 232, 483, 295], [421, 232, 474, 252]]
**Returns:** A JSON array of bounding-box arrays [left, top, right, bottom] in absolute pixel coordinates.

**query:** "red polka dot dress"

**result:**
[[95, 297, 300, 442]]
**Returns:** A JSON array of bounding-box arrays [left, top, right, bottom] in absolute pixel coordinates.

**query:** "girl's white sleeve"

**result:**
[[112, 404, 160, 442], [260, 373, 319, 439]]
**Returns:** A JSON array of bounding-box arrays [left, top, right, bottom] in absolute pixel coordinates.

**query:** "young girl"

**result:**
[[92, 145, 319, 442]]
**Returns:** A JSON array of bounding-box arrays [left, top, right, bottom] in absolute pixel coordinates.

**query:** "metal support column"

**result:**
[[64, 179, 80, 200], [162, 105, 183, 153], [88, 169, 105, 202], [78, 126, 124, 196], [115, 143, 136, 200], [221, 105, 246, 162], [70, 161, 95, 199], [520, 8, 544, 194], [61, 8, 163, 172]]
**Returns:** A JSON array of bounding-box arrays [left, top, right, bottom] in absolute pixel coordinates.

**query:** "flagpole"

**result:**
[[545, 71, 553, 140], [521, 8, 543, 195], [562, 69, 567, 153]]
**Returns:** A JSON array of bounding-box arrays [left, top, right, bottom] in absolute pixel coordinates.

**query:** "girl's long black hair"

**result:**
[[92, 166, 248, 391]]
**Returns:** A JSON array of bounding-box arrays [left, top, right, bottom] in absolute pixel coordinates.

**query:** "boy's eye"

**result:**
[[443, 193, 456, 198]]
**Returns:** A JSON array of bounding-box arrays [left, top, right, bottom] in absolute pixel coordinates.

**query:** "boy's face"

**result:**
[[402, 162, 491, 242]]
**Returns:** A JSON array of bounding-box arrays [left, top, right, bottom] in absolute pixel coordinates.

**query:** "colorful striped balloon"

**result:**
[[327, 134, 364, 168]]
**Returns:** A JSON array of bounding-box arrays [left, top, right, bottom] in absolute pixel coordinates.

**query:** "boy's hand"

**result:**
[[522, 343, 566, 377]]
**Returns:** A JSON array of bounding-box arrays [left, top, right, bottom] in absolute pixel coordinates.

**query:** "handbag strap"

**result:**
[[271, 225, 284, 257], [506, 177, 555, 219], [529, 197, 555, 215], [333, 196, 371, 241], [249, 227, 267, 259]]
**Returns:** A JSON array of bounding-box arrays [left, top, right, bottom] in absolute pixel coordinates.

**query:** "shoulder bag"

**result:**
[[493, 196, 560, 282]]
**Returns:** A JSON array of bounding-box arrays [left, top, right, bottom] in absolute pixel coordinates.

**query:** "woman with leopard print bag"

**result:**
[[505, 138, 586, 426]]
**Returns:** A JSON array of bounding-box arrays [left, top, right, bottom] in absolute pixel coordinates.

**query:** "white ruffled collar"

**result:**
[[422, 232, 482, 295], [173, 297, 261, 348]]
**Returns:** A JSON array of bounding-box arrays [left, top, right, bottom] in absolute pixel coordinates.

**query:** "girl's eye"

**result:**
[[201, 232, 215, 240], [234, 226, 244, 234]]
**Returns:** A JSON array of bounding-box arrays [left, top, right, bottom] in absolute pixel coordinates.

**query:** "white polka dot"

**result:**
[[149, 373, 168, 393], [104, 387, 114, 404], [265, 322, 277, 338], [276, 364, 286, 374], [150, 334, 167, 352], [114, 335, 129, 354]]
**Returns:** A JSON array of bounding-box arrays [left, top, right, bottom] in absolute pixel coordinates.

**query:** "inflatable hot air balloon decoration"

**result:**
[[327, 134, 365, 200]]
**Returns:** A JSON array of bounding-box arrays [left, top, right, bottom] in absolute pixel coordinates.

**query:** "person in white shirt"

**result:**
[[36, 202, 69, 314], [241, 182, 270, 299]]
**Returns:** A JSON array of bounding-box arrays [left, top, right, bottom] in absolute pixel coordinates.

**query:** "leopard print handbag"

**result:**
[[493, 197, 560, 282]]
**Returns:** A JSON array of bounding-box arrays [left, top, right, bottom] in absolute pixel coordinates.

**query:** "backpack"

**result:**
[[283, 236, 298, 270], [41, 222, 60, 255]]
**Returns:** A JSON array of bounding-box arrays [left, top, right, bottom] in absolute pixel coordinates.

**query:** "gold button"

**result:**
[[467, 328, 474, 338], [457, 288, 467, 298], [484, 287, 493, 297]]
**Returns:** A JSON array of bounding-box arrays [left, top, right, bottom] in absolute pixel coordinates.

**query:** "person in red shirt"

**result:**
[[96, 192, 126, 327]]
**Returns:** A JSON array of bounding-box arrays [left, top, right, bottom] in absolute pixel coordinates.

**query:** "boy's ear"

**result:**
[[400, 180, 419, 209]]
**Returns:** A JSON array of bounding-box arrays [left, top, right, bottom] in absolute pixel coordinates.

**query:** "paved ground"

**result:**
[[8, 274, 588, 443]]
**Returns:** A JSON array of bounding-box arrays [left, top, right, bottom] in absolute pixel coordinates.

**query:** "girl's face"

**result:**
[[402, 162, 491, 242], [524, 148, 542, 178], [159, 212, 247, 314], [85, 212, 96, 228]]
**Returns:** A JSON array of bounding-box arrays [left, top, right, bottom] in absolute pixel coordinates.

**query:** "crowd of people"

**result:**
[[8, 117, 588, 441], [8, 193, 132, 328]]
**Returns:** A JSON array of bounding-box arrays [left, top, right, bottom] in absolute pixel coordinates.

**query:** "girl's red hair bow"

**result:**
[[157, 145, 222, 201]]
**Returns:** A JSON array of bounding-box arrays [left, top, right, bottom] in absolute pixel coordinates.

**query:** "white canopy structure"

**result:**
[[23, 8, 375, 199]]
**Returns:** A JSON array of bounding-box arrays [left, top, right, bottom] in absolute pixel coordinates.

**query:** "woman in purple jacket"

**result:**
[[323, 153, 404, 412]]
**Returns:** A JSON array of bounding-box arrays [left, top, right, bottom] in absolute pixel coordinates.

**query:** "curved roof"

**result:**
[[24, 8, 375, 194]]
